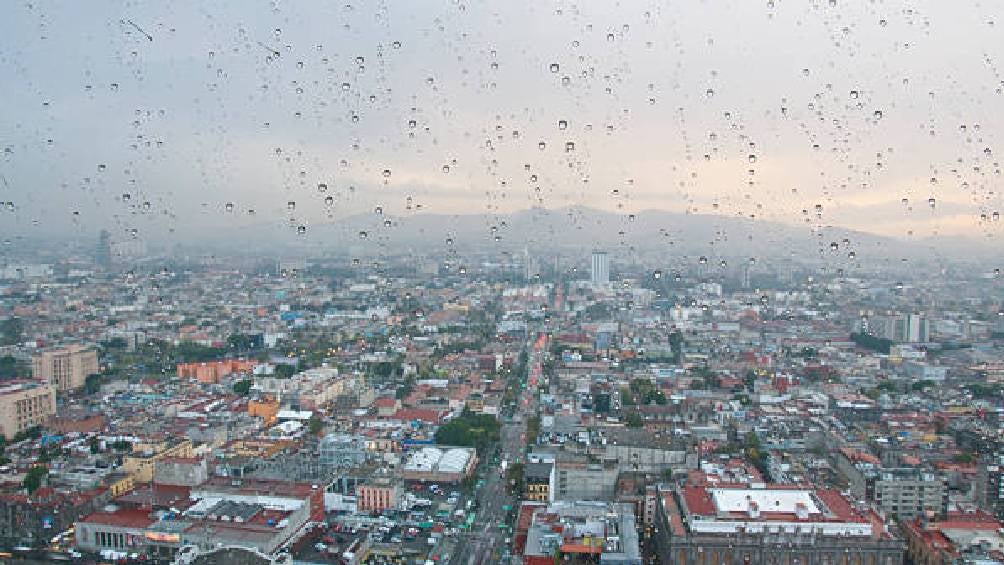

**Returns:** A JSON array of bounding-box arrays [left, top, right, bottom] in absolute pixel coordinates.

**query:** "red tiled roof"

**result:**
[[80, 507, 156, 529]]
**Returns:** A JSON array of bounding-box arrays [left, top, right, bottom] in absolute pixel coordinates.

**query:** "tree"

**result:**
[[625, 411, 644, 428], [0, 317, 23, 346], [669, 330, 684, 362], [0, 355, 24, 379], [227, 333, 255, 352], [232, 379, 252, 396], [507, 462, 525, 493], [850, 332, 892, 354], [308, 416, 324, 435], [23, 466, 47, 494], [83, 373, 105, 395], [436, 410, 501, 452], [396, 375, 416, 400]]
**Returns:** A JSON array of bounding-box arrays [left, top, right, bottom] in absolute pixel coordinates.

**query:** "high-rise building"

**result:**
[[96, 230, 112, 269], [975, 455, 1004, 521], [0, 382, 56, 438], [32, 345, 99, 392], [871, 314, 930, 343], [591, 251, 609, 285]]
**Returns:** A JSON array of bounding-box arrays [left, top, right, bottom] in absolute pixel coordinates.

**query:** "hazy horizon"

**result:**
[[2, 1, 1003, 253]]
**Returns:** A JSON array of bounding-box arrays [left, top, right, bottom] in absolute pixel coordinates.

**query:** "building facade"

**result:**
[[652, 484, 905, 565], [590, 251, 610, 286], [0, 382, 56, 438], [32, 345, 99, 392]]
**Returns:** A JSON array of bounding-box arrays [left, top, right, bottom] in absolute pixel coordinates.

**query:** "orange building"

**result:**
[[176, 359, 256, 384], [356, 479, 401, 513], [248, 398, 279, 425]]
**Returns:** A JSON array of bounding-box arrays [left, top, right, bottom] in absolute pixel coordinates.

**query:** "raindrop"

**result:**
[[653, 270, 662, 280], [549, 63, 560, 73], [297, 225, 307, 235], [317, 183, 328, 192], [287, 201, 296, 211], [564, 141, 575, 152], [324, 196, 334, 206], [358, 230, 368, 239], [382, 169, 392, 178], [558, 119, 568, 130], [927, 198, 936, 208]]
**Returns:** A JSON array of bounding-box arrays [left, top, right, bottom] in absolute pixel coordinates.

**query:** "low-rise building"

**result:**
[[653, 483, 904, 564], [401, 446, 477, 484], [521, 501, 642, 565]]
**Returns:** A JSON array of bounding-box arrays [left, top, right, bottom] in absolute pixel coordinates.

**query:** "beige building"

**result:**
[[122, 438, 194, 482], [32, 345, 99, 392], [0, 382, 57, 438]]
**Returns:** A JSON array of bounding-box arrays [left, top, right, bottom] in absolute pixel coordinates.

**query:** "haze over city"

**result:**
[[1, 0, 1002, 256]]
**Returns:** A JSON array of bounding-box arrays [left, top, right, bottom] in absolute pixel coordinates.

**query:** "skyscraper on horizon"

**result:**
[[96, 230, 112, 270], [591, 251, 609, 286]]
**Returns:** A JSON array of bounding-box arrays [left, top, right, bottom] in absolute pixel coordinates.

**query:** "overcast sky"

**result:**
[[1, 0, 1002, 250]]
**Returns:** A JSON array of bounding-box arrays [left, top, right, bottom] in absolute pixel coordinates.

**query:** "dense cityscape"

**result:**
[[0, 242, 998, 565], [4, 1, 1004, 564]]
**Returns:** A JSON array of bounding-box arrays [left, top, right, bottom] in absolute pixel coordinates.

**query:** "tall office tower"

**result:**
[[96, 230, 112, 269], [591, 251, 609, 285]]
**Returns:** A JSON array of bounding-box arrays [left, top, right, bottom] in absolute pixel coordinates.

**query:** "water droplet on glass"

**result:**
[[653, 270, 662, 280], [358, 231, 368, 239], [324, 196, 334, 206], [317, 183, 328, 192], [382, 169, 392, 178], [549, 63, 560, 73], [927, 198, 936, 208], [287, 201, 296, 211], [558, 119, 568, 130], [297, 225, 307, 235]]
